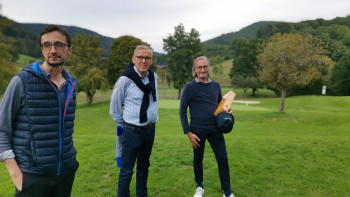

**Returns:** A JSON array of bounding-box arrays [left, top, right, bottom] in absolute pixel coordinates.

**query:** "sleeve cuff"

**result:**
[[0, 150, 15, 162]]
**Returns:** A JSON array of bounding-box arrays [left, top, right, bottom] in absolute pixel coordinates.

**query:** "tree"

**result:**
[[230, 38, 249, 57], [331, 49, 350, 95], [203, 43, 231, 59], [0, 17, 17, 95], [209, 55, 224, 65], [209, 56, 224, 75], [67, 33, 108, 105], [257, 24, 273, 39], [163, 23, 203, 99], [107, 35, 150, 86], [229, 38, 264, 96], [326, 24, 350, 41], [272, 22, 293, 35], [155, 54, 167, 65], [258, 33, 334, 112]]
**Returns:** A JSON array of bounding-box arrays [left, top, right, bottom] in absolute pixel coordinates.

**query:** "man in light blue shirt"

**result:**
[[110, 45, 158, 197]]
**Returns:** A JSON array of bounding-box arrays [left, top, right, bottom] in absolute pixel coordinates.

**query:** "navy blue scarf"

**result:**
[[122, 63, 157, 123]]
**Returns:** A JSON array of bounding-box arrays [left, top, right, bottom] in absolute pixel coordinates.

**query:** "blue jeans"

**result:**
[[118, 124, 155, 197], [191, 127, 231, 191]]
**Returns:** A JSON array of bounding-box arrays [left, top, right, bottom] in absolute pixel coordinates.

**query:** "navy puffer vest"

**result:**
[[12, 62, 78, 175]]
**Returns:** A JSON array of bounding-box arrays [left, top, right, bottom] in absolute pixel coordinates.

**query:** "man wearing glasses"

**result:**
[[179, 56, 235, 197], [110, 45, 158, 197], [0, 25, 79, 196]]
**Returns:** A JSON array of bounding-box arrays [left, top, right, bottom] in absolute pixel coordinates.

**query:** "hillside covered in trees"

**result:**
[[218, 15, 350, 97], [0, 15, 114, 58], [202, 21, 277, 58], [203, 16, 350, 59]]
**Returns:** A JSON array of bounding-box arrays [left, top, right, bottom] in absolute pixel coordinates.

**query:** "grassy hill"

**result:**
[[210, 59, 234, 87]]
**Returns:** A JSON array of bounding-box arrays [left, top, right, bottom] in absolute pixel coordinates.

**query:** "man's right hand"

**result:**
[[187, 132, 200, 149], [4, 158, 23, 191]]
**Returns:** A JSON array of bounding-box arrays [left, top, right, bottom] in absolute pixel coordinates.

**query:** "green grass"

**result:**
[[16, 54, 42, 68], [0, 93, 349, 196]]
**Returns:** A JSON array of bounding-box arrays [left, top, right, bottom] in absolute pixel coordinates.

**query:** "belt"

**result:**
[[125, 122, 155, 130]]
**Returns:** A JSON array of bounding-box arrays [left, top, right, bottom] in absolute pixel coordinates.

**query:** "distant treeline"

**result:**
[[203, 16, 350, 59], [0, 15, 163, 60], [0, 15, 114, 59], [3, 14, 349, 62]]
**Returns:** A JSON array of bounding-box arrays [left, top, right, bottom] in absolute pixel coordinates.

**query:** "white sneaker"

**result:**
[[223, 193, 235, 197], [194, 187, 204, 197]]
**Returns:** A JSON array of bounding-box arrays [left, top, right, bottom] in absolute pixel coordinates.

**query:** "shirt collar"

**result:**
[[38, 63, 69, 82], [195, 77, 212, 83], [133, 66, 149, 78], [39, 63, 50, 78]]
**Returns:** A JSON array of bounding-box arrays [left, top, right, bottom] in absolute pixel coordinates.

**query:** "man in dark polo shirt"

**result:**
[[179, 56, 235, 197]]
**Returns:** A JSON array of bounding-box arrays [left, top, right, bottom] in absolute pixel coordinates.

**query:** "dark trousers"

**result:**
[[15, 162, 79, 197], [118, 124, 155, 197], [192, 127, 231, 191]]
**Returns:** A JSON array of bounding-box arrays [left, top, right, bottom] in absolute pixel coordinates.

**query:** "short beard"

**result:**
[[198, 74, 209, 79], [47, 61, 65, 67]]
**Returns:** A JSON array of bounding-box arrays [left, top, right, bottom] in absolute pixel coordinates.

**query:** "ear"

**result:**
[[131, 56, 136, 64], [67, 47, 73, 57]]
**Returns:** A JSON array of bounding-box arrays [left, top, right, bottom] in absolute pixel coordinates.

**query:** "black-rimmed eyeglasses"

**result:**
[[40, 42, 68, 51], [135, 56, 152, 62]]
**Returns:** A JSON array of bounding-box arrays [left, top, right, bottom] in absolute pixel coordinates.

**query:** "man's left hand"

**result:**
[[226, 105, 232, 114]]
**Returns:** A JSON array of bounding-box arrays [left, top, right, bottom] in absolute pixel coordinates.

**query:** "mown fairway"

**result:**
[[0, 93, 349, 196]]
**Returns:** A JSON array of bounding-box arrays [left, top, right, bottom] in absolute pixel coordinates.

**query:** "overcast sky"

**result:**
[[1, 0, 350, 53]]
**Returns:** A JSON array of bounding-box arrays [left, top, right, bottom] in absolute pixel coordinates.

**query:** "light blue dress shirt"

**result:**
[[109, 66, 159, 126]]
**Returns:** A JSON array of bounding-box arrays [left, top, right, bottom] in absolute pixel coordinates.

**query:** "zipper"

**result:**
[[46, 76, 62, 175]]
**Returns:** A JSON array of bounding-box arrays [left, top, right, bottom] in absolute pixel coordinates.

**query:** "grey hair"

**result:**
[[192, 56, 210, 77], [133, 45, 153, 57]]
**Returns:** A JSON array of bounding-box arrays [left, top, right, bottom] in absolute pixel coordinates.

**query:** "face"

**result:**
[[41, 31, 72, 67], [194, 59, 210, 80], [132, 49, 153, 77]]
